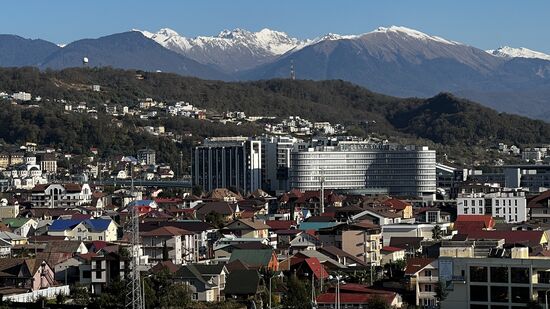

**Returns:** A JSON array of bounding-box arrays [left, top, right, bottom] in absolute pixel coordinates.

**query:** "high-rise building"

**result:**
[[289, 142, 436, 198], [137, 148, 156, 165], [192, 137, 262, 194], [260, 136, 305, 194]]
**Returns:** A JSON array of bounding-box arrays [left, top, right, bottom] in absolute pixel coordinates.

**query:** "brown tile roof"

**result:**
[[141, 226, 192, 237]]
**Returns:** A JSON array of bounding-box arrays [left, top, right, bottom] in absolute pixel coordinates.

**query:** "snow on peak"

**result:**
[[142, 27, 307, 56], [486, 46, 550, 61], [372, 26, 460, 45]]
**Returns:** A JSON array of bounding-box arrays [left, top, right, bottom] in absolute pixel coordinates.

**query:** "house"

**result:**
[[0, 259, 56, 291], [228, 249, 279, 271], [223, 218, 269, 239], [288, 231, 321, 253], [224, 269, 263, 300], [382, 223, 451, 246], [380, 246, 406, 265], [405, 258, 439, 308], [0, 231, 28, 245], [174, 264, 228, 302], [48, 218, 118, 241], [30, 183, 92, 208], [317, 221, 382, 266], [383, 198, 413, 219], [43, 240, 88, 255], [140, 226, 195, 265], [351, 206, 403, 226], [195, 201, 240, 222], [90, 250, 129, 295], [389, 237, 424, 256], [2, 218, 38, 237], [316, 283, 402, 309]]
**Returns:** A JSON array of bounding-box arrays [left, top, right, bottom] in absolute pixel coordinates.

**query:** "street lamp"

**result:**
[[269, 272, 284, 309], [328, 275, 345, 309], [545, 289, 550, 309]]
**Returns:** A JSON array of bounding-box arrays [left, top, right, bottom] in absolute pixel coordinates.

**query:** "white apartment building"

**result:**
[[457, 191, 527, 223], [30, 183, 92, 208]]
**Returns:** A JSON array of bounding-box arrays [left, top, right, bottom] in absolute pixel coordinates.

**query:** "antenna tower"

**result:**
[[125, 161, 144, 309]]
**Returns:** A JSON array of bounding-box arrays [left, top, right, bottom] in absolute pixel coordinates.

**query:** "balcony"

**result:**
[[417, 276, 439, 283], [418, 291, 437, 298]]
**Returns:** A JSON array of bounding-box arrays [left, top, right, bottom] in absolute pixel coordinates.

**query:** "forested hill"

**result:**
[[0, 67, 549, 150]]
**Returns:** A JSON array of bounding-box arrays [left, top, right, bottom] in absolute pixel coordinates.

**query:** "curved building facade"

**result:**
[[289, 143, 436, 198]]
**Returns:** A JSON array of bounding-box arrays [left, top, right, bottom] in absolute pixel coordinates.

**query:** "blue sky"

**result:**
[[2, 0, 549, 53]]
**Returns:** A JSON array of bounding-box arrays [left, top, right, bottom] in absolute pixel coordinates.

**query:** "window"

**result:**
[[490, 286, 508, 303], [464, 208, 469, 214], [495, 200, 500, 206], [424, 270, 432, 277], [472, 208, 476, 214], [464, 200, 468, 207], [82, 270, 91, 279], [490, 267, 508, 283], [425, 284, 432, 292], [192, 293, 198, 300], [511, 287, 530, 303], [511, 267, 529, 283], [470, 285, 488, 301], [496, 208, 500, 214], [470, 266, 488, 282]]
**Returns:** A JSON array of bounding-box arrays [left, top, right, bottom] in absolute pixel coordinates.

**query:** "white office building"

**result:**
[[457, 191, 527, 223], [289, 142, 436, 198]]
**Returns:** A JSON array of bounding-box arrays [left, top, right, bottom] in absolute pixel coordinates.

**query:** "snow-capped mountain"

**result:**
[[487, 46, 550, 61], [137, 28, 309, 72]]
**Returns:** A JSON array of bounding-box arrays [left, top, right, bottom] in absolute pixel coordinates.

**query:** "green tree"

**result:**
[[432, 225, 443, 240], [159, 283, 191, 308], [205, 211, 225, 229], [192, 185, 203, 197], [71, 285, 91, 305], [283, 275, 310, 309], [435, 281, 448, 304], [366, 296, 390, 309]]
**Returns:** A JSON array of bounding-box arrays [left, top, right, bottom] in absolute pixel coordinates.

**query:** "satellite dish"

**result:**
[[83, 57, 89, 65]]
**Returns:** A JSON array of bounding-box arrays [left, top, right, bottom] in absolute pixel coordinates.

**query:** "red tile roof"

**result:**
[[405, 258, 435, 275], [381, 246, 405, 253], [265, 220, 295, 231], [456, 215, 495, 229], [461, 230, 545, 247], [382, 198, 410, 210], [317, 292, 395, 305], [304, 257, 329, 280]]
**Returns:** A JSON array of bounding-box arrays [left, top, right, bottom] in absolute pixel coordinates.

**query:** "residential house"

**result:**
[[224, 269, 263, 301], [175, 264, 228, 302], [223, 218, 269, 239], [228, 249, 279, 271], [0, 231, 28, 245], [405, 258, 439, 308], [316, 283, 402, 309], [380, 246, 406, 265], [0, 259, 56, 291], [195, 201, 240, 222], [2, 218, 38, 237], [90, 250, 129, 294], [48, 218, 118, 241], [141, 226, 195, 265]]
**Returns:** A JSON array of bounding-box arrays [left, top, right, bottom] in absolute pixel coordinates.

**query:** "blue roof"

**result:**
[[128, 200, 155, 207], [298, 222, 339, 231], [84, 219, 112, 232], [49, 219, 82, 232], [49, 218, 113, 232]]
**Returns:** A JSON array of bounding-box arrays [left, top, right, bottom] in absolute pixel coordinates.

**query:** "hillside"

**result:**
[[0, 67, 549, 166]]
